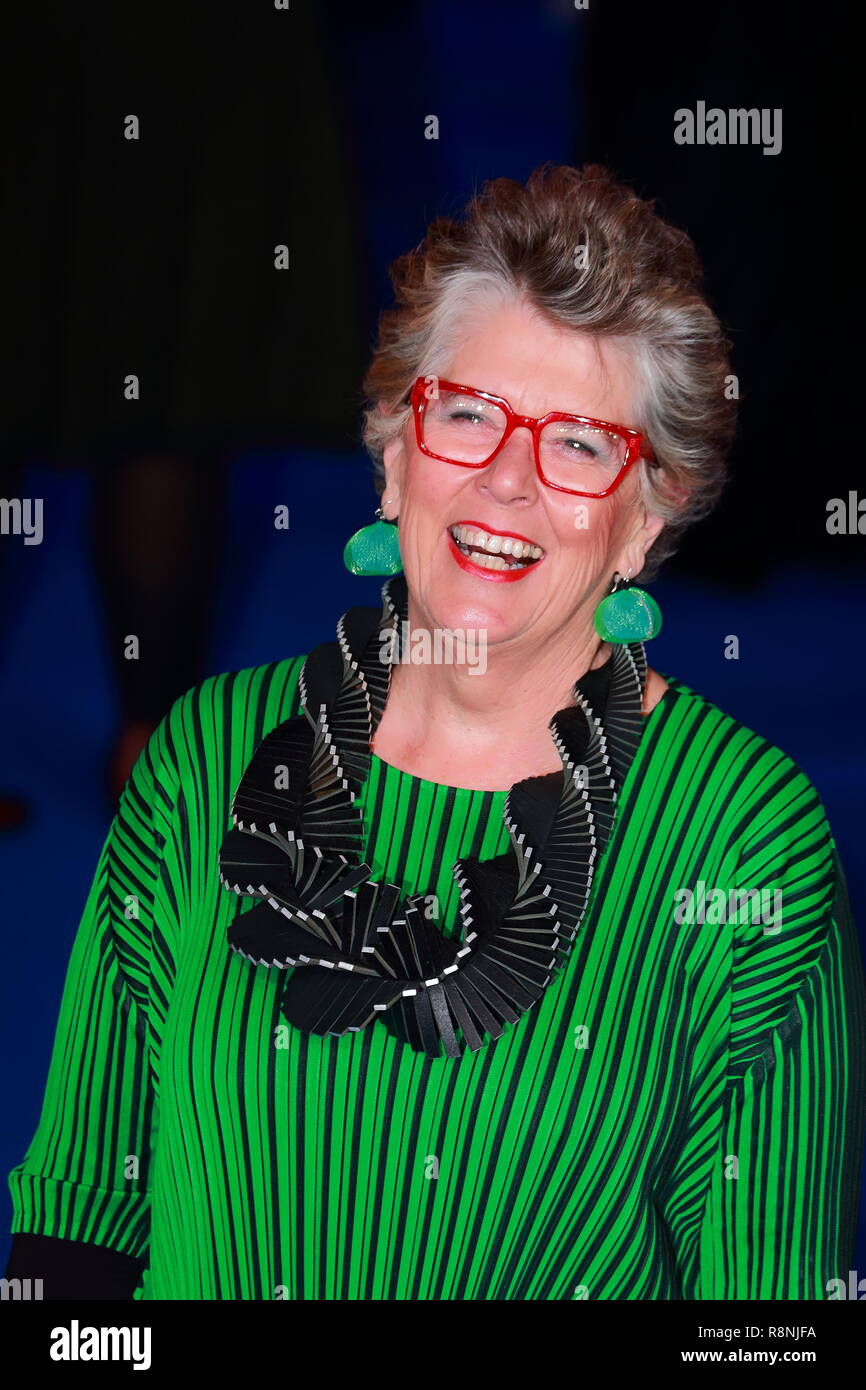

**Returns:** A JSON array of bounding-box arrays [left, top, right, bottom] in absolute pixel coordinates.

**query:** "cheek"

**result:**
[[550, 496, 623, 562], [401, 453, 459, 511], [391, 463, 458, 573]]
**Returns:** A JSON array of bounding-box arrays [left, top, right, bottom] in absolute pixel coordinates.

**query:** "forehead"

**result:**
[[442, 298, 639, 424]]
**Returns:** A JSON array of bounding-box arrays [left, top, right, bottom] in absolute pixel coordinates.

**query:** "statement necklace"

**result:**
[[219, 574, 648, 1059]]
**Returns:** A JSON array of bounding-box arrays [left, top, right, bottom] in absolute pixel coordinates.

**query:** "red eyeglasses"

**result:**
[[408, 376, 658, 498]]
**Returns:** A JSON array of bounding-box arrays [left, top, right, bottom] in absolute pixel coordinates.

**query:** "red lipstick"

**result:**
[[451, 519, 542, 545], [446, 529, 544, 584]]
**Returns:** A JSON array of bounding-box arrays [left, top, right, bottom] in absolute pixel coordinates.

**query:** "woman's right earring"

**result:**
[[343, 506, 403, 576]]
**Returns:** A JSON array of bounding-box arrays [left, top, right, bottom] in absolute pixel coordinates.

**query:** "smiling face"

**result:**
[[380, 297, 665, 650]]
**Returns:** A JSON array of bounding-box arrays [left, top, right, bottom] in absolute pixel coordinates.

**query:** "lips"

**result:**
[[446, 520, 545, 583]]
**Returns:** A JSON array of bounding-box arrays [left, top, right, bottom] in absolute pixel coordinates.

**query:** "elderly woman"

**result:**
[[7, 164, 865, 1301]]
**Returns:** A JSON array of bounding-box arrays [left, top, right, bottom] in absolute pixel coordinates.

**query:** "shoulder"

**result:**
[[652, 677, 844, 1078], [136, 657, 308, 803], [649, 671, 835, 858], [643, 667, 669, 715]]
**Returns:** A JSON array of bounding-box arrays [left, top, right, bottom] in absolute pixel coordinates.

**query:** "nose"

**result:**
[[475, 422, 539, 503]]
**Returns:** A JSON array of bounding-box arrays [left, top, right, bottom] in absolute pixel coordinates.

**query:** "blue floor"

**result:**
[[2, 451, 864, 1279]]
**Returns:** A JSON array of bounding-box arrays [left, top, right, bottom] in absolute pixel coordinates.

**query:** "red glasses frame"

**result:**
[[408, 376, 658, 498]]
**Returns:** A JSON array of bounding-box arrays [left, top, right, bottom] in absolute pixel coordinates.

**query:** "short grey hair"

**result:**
[[360, 163, 737, 581]]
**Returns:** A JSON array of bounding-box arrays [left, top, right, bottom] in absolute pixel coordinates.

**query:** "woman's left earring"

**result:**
[[343, 507, 403, 576], [594, 571, 663, 642]]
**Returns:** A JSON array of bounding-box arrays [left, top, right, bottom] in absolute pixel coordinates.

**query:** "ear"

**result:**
[[617, 503, 666, 581], [380, 409, 407, 519]]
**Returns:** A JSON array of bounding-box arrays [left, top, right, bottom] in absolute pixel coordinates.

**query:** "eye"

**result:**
[[559, 434, 598, 456], [442, 401, 502, 432]]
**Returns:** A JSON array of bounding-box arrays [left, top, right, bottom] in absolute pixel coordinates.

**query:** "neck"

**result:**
[[374, 593, 610, 770]]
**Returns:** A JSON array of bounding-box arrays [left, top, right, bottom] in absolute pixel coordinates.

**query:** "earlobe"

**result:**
[[623, 511, 664, 579], [644, 517, 665, 561], [381, 436, 405, 519]]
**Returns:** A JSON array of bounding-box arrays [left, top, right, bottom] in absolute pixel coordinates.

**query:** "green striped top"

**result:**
[[8, 657, 866, 1299]]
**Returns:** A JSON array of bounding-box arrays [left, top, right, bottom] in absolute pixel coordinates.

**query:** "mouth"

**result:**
[[446, 520, 546, 582]]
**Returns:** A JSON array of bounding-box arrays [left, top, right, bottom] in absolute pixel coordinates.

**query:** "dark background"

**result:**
[[2, 0, 863, 1280]]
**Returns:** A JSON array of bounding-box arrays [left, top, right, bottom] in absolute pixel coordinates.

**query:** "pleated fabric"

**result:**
[[8, 655, 866, 1299]]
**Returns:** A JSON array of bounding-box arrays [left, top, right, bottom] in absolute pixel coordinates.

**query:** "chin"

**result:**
[[411, 573, 531, 644], [405, 532, 555, 642]]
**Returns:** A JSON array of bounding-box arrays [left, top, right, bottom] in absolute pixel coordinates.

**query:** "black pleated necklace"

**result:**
[[219, 573, 647, 1059]]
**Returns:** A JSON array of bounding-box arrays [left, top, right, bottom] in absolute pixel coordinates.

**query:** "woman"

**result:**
[[7, 165, 865, 1300]]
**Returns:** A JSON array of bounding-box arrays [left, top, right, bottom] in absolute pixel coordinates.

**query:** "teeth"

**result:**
[[449, 523, 543, 562], [461, 551, 519, 571]]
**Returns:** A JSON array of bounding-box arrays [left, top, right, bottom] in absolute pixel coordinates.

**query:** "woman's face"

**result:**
[[381, 298, 664, 649]]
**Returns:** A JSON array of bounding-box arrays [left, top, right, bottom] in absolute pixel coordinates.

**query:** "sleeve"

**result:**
[[680, 769, 866, 1300], [6, 726, 171, 1299], [4, 1233, 145, 1300]]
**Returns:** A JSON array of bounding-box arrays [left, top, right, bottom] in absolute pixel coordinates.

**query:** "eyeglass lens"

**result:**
[[422, 386, 627, 491]]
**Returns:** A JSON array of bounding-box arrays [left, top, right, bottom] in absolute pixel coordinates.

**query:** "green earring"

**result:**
[[343, 507, 403, 576], [593, 571, 662, 643]]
